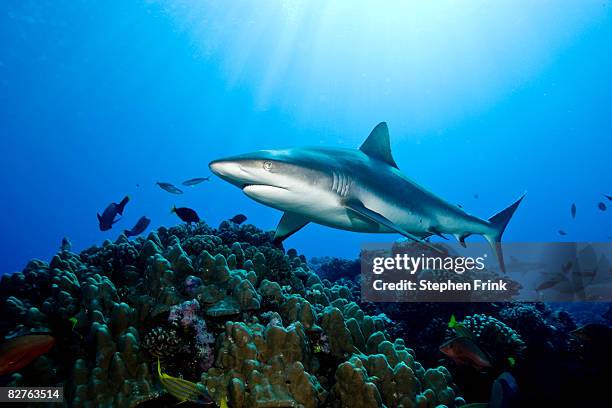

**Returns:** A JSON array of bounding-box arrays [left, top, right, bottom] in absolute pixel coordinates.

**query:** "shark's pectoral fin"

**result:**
[[429, 227, 449, 240], [273, 212, 310, 244], [344, 199, 442, 253]]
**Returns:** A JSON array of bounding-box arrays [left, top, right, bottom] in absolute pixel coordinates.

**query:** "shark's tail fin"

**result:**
[[483, 193, 526, 273]]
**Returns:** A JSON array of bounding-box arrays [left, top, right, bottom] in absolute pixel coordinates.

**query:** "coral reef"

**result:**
[[309, 257, 360, 282], [0, 221, 464, 407], [455, 314, 526, 369]]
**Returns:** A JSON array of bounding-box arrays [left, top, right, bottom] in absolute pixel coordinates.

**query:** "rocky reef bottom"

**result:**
[[0, 220, 610, 407]]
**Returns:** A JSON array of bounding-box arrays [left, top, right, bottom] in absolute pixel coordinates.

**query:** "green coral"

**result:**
[[0, 220, 465, 408]]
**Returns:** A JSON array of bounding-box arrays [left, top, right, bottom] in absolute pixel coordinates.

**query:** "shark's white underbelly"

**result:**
[[305, 196, 429, 235], [243, 182, 434, 235]]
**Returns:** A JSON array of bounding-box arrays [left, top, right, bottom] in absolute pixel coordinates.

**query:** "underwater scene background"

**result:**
[[1, 1, 611, 407]]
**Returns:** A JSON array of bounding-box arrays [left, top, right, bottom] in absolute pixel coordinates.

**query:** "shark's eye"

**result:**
[[263, 161, 273, 171]]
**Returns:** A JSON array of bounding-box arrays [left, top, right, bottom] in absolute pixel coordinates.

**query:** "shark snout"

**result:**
[[209, 159, 254, 188], [209, 160, 239, 178]]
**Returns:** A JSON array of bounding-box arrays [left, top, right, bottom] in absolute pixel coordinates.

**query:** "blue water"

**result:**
[[1, 1, 611, 274]]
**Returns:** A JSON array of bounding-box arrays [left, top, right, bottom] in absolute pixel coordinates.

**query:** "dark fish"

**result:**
[[229, 214, 247, 225], [602, 306, 612, 323], [535, 279, 562, 291], [473, 193, 479, 199], [558, 230, 567, 236], [124, 216, 151, 237], [171, 205, 200, 223], [598, 202, 607, 211], [157, 359, 214, 405], [440, 336, 492, 370], [182, 177, 210, 186], [562, 261, 573, 273], [571, 323, 612, 344], [604, 194, 612, 201], [0, 334, 55, 375], [156, 181, 184, 195], [571, 203, 576, 219], [61, 237, 72, 251], [575, 270, 596, 279], [97, 196, 130, 231], [448, 314, 474, 338], [489, 372, 519, 408]]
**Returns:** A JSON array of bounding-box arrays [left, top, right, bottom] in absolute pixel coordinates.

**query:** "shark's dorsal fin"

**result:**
[[359, 122, 398, 168]]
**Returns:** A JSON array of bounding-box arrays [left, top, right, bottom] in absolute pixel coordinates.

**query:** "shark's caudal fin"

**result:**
[[483, 193, 526, 273]]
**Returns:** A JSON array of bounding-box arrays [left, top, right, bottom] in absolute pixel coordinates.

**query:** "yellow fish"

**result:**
[[157, 359, 214, 405], [69, 316, 83, 340], [448, 314, 474, 339]]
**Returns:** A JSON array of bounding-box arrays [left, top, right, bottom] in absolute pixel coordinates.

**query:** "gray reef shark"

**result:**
[[209, 122, 524, 271]]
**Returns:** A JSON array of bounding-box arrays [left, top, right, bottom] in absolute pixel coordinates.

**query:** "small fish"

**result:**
[[598, 202, 607, 211], [473, 193, 479, 199], [490, 372, 519, 408], [156, 181, 184, 195], [457, 204, 463, 209], [535, 279, 563, 291], [157, 359, 214, 405], [558, 230, 567, 236], [229, 214, 247, 225], [69, 317, 78, 331], [97, 196, 130, 231], [171, 205, 200, 224], [571, 203, 576, 219], [440, 336, 492, 370], [68, 317, 83, 339], [507, 356, 516, 368], [576, 270, 596, 278], [570, 323, 612, 344], [448, 314, 473, 339], [182, 177, 210, 186], [604, 194, 612, 201], [602, 305, 612, 323], [448, 314, 457, 328], [124, 216, 151, 237], [562, 261, 573, 273], [61, 237, 72, 252], [0, 334, 55, 375]]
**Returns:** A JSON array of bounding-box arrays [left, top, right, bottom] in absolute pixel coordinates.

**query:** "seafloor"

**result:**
[[0, 219, 609, 407]]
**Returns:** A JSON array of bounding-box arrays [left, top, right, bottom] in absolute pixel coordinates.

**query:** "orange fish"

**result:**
[[440, 336, 492, 371], [0, 334, 55, 375]]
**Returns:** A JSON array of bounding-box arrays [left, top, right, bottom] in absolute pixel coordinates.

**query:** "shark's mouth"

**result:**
[[242, 184, 289, 191], [242, 184, 292, 202]]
